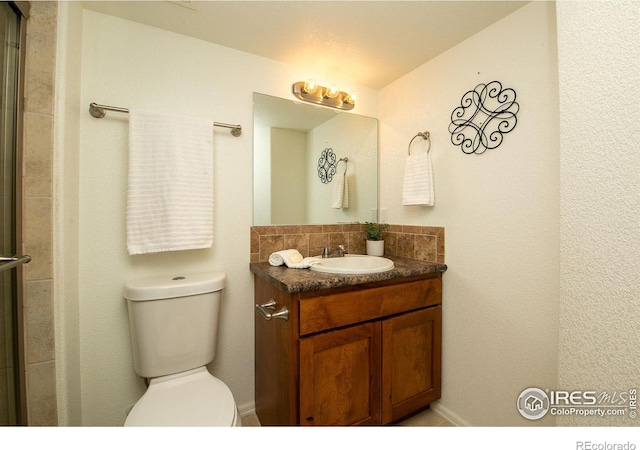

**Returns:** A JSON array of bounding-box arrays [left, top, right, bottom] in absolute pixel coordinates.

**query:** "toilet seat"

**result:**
[[124, 367, 239, 427]]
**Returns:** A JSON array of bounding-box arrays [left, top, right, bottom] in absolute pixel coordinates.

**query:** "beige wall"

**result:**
[[270, 128, 307, 224], [46, 0, 640, 428], [55, 7, 377, 425], [307, 113, 378, 224], [258, 112, 378, 226], [54, 0, 83, 427], [378, 1, 560, 425]]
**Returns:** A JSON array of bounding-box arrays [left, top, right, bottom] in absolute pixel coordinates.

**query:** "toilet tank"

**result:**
[[123, 272, 226, 379]]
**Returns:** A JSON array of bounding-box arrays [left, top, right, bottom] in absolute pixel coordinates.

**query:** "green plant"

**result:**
[[364, 222, 389, 241]]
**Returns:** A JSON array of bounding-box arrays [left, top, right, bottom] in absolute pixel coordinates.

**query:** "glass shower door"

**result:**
[[0, 2, 23, 425]]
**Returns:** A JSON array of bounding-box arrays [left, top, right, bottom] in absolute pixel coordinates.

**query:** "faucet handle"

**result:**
[[320, 247, 329, 258]]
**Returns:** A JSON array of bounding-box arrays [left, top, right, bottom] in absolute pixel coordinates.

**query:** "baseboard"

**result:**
[[237, 399, 469, 426], [430, 402, 473, 427], [237, 400, 256, 417]]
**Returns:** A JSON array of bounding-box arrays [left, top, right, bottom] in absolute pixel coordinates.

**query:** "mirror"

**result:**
[[253, 93, 378, 225]]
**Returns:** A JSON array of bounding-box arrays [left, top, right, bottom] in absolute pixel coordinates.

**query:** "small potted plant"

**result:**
[[364, 222, 389, 256]]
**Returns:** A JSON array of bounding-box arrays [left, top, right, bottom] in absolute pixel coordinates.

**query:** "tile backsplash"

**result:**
[[251, 224, 444, 264]]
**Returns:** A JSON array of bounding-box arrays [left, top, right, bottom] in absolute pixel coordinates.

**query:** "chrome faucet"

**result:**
[[322, 245, 346, 258]]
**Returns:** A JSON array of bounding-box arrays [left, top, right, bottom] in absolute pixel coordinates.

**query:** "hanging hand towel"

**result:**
[[127, 109, 213, 255], [402, 153, 434, 206], [331, 172, 349, 209]]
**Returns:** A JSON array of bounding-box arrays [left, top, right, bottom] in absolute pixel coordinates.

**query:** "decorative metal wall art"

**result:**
[[317, 148, 337, 183], [448, 81, 519, 155]]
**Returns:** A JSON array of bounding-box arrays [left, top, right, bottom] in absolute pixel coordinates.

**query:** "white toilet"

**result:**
[[123, 271, 241, 426]]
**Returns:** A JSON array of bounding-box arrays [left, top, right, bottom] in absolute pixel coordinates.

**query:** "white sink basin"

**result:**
[[310, 254, 394, 275]]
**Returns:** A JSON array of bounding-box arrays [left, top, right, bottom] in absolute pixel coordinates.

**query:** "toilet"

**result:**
[[123, 271, 241, 426]]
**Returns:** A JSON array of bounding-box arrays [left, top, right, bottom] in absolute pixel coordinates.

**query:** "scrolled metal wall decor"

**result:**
[[448, 81, 519, 154], [317, 148, 337, 183]]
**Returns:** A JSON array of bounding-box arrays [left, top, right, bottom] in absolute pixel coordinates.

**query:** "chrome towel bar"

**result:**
[[89, 102, 243, 137]]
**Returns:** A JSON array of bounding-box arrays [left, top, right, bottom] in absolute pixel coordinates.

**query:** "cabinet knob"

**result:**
[[255, 299, 289, 321]]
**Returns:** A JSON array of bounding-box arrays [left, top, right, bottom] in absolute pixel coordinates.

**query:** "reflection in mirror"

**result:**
[[253, 93, 378, 225]]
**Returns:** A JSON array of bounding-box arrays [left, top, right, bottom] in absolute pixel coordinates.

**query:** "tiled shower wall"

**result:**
[[22, 1, 58, 426], [251, 224, 445, 264]]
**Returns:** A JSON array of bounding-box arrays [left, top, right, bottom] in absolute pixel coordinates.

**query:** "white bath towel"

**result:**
[[402, 153, 434, 206], [268, 250, 321, 269], [331, 172, 349, 209], [127, 109, 213, 255]]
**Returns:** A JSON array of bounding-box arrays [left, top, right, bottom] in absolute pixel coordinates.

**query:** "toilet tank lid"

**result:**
[[123, 271, 226, 301]]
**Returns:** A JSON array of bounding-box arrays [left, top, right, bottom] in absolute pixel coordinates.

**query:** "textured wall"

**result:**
[[556, 1, 640, 426]]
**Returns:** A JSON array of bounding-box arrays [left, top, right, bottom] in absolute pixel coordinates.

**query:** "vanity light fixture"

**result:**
[[292, 81, 356, 110]]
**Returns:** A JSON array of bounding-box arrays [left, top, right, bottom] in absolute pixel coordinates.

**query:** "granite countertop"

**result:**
[[250, 255, 447, 293]]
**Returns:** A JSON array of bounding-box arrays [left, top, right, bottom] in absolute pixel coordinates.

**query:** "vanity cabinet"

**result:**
[[254, 272, 442, 426], [299, 321, 382, 425]]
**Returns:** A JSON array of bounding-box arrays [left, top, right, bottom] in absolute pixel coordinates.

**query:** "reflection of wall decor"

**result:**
[[449, 81, 519, 154], [317, 148, 337, 183]]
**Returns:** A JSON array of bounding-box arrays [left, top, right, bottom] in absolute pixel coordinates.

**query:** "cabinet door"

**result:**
[[254, 277, 297, 425], [299, 322, 382, 425], [382, 306, 442, 423]]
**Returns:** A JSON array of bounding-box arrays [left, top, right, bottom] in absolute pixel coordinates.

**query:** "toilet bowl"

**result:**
[[124, 367, 241, 427], [123, 272, 240, 427]]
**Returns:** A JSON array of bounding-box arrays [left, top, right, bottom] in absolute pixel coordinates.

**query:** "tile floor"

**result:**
[[241, 407, 454, 427]]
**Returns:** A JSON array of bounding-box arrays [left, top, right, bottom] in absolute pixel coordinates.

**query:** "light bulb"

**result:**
[[303, 79, 318, 94], [344, 92, 357, 104], [325, 85, 339, 99]]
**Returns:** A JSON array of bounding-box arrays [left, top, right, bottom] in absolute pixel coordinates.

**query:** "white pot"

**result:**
[[366, 240, 384, 256]]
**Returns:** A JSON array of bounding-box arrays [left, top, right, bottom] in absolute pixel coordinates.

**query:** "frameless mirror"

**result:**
[[253, 93, 378, 225]]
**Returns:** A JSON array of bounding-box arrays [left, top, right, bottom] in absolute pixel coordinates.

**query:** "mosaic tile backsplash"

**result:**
[[250, 224, 445, 264]]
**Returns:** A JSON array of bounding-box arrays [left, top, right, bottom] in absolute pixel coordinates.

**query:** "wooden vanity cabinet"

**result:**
[[381, 306, 442, 423], [299, 321, 382, 425], [254, 273, 442, 426]]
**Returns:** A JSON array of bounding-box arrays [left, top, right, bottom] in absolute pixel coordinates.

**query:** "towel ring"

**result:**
[[338, 157, 348, 174], [408, 131, 431, 155]]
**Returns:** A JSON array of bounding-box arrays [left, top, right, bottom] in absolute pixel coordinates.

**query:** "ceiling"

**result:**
[[82, 0, 528, 90]]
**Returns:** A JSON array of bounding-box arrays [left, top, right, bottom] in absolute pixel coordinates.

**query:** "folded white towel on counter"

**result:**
[[269, 249, 303, 266], [290, 256, 323, 269], [331, 172, 349, 209], [127, 109, 213, 255], [268, 250, 321, 269], [402, 152, 434, 206]]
